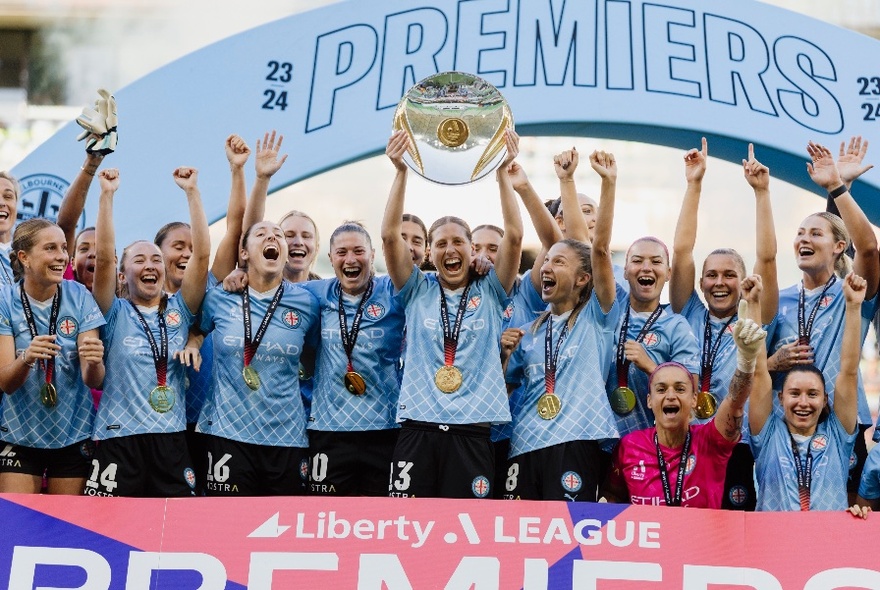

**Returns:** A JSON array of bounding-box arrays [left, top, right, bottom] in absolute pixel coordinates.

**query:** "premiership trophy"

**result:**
[[392, 71, 514, 185]]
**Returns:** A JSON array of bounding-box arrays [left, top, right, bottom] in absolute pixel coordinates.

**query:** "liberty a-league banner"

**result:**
[[11, 0, 880, 245], [1, 494, 878, 589]]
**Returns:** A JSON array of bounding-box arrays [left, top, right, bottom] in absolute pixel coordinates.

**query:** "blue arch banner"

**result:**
[[11, 0, 880, 245]]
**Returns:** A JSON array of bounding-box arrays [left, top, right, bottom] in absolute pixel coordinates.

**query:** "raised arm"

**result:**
[[493, 130, 524, 294], [555, 147, 589, 243], [211, 135, 250, 279], [744, 144, 779, 325], [173, 167, 210, 314], [509, 161, 563, 294], [715, 277, 766, 442], [381, 131, 416, 290], [807, 141, 879, 298], [241, 131, 288, 236], [93, 169, 120, 314], [57, 152, 104, 250], [835, 272, 866, 435], [670, 137, 706, 313], [589, 150, 618, 313]]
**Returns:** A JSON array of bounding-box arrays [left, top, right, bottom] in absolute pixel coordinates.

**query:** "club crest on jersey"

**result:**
[[164, 309, 182, 328], [57, 316, 78, 338], [282, 309, 301, 329], [365, 302, 385, 320], [466, 295, 481, 311], [184, 468, 196, 489], [561, 471, 583, 493], [684, 454, 697, 475], [811, 435, 828, 452], [502, 301, 514, 320], [300, 458, 309, 480], [728, 485, 748, 506], [642, 332, 661, 347], [471, 475, 490, 498], [819, 294, 834, 308], [79, 440, 95, 459]]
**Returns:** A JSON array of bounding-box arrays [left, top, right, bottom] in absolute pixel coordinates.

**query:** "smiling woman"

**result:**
[[0, 219, 106, 496], [195, 219, 320, 497], [85, 166, 209, 498], [380, 129, 523, 499], [604, 289, 766, 508]]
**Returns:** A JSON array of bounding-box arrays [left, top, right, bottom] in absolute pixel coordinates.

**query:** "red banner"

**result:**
[[2, 493, 878, 589]]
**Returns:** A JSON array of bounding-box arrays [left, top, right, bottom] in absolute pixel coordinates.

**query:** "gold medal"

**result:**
[[695, 391, 718, 419], [344, 371, 367, 396], [149, 385, 174, 413], [40, 383, 57, 408], [434, 365, 463, 393], [243, 366, 261, 391], [537, 394, 561, 420], [609, 386, 636, 416], [437, 117, 469, 148]]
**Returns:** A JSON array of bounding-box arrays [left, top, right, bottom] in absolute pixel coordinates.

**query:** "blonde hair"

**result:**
[[811, 212, 853, 278]]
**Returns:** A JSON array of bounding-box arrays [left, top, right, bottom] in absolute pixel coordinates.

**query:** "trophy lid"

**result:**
[[392, 71, 514, 185]]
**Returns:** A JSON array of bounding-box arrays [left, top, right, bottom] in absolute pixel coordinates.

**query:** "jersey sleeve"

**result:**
[[667, 314, 701, 373], [858, 445, 880, 500], [0, 288, 13, 336], [397, 266, 426, 306], [74, 283, 106, 332], [199, 288, 219, 335]]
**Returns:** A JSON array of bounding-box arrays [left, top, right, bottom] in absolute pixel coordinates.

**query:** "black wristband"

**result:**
[[828, 184, 848, 200]]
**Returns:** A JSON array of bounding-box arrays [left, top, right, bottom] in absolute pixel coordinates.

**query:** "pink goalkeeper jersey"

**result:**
[[609, 421, 736, 508]]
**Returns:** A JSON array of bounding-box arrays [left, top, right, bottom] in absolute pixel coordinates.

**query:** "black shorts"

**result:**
[[492, 438, 511, 499], [389, 420, 493, 499], [848, 424, 870, 495], [722, 443, 756, 511], [186, 423, 207, 496], [203, 435, 307, 496], [505, 440, 603, 502], [84, 432, 195, 498], [308, 429, 398, 496], [0, 440, 94, 478]]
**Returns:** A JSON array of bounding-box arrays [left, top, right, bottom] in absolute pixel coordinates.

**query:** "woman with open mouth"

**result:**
[[501, 147, 620, 502], [381, 128, 522, 499], [87, 166, 209, 497], [0, 218, 105, 495], [668, 139, 780, 511], [604, 281, 766, 508], [301, 221, 406, 496], [768, 138, 879, 501], [604, 235, 700, 443], [196, 219, 319, 496], [752, 272, 865, 511]]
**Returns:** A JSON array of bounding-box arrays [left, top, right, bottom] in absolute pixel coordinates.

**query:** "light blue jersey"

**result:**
[[303, 275, 405, 431], [679, 291, 778, 432], [198, 282, 319, 447], [185, 273, 219, 424], [751, 413, 856, 511], [0, 281, 104, 447], [494, 270, 548, 443], [0, 247, 13, 287], [857, 443, 880, 501], [606, 305, 701, 438], [95, 292, 194, 439], [506, 296, 620, 457], [772, 281, 877, 427], [501, 271, 546, 331], [397, 267, 511, 425]]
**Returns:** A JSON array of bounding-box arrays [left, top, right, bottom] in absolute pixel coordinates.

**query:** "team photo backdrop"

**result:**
[[11, 0, 880, 244]]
